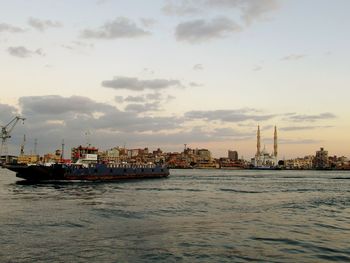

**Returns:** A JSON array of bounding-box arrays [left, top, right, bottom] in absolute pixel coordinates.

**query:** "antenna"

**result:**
[[61, 139, 65, 160], [34, 138, 38, 155], [85, 131, 91, 147]]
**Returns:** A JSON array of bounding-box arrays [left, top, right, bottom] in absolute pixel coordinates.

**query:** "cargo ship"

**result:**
[[3, 145, 169, 182], [4, 163, 169, 182]]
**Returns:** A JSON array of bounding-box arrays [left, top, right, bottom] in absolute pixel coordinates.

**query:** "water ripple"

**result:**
[[1, 169, 350, 262]]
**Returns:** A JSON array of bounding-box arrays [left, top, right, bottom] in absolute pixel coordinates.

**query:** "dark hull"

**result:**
[[4, 164, 169, 182]]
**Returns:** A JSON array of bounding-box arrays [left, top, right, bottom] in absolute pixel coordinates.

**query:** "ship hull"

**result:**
[[249, 166, 281, 170], [4, 164, 169, 182]]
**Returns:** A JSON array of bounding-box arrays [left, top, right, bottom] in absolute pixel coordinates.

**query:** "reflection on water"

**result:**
[[1, 168, 350, 262]]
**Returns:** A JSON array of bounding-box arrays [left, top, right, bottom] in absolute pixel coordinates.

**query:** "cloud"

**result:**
[[124, 95, 147, 103], [280, 125, 333, 131], [175, 17, 242, 43], [166, 95, 176, 101], [278, 138, 322, 145], [15, 96, 266, 153], [125, 102, 161, 113], [102, 76, 184, 91], [286, 113, 336, 122], [0, 103, 19, 123], [237, 0, 279, 25], [17, 95, 183, 136], [61, 41, 94, 51], [9, 95, 189, 154], [162, 0, 201, 16], [185, 109, 275, 122], [189, 82, 202, 87], [211, 127, 253, 138], [146, 93, 163, 101], [140, 18, 157, 28], [115, 96, 124, 103], [28, 17, 62, 31], [114, 93, 172, 108], [3, 95, 336, 157], [116, 94, 163, 103], [81, 17, 150, 39], [7, 46, 45, 58], [0, 23, 25, 33], [281, 54, 306, 61], [193, 64, 204, 70], [19, 95, 111, 116], [163, 0, 279, 24], [96, 0, 110, 4], [253, 65, 263, 71]]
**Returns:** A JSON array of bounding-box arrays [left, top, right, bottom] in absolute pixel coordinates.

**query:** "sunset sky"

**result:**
[[1, 0, 350, 159]]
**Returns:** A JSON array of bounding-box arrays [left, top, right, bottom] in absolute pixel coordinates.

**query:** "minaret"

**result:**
[[256, 125, 261, 156], [273, 126, 278, 158]]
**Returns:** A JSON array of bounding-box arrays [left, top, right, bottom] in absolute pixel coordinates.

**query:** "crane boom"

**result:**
[[1, 116, 25, 139], [0, 116, 25, 163]]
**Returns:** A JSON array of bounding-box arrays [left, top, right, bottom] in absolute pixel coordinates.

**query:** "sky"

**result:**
[[0, 0, 350, 159]]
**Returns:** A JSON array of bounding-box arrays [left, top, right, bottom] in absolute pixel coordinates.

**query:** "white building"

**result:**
[[251, 126, 278, 167]]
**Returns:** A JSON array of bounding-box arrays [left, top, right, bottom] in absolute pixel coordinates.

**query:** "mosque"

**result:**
[[251, 125, 278, 168]]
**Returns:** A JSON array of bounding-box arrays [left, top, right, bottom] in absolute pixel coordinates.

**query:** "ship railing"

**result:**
[[105, 163, 157, 169]]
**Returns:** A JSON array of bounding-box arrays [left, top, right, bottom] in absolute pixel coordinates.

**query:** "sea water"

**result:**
[[0, 168, 349, 262]]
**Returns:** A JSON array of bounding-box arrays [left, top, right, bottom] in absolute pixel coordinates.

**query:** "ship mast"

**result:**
[[61, 139, 65, 161], [34, 138, 38, 155]]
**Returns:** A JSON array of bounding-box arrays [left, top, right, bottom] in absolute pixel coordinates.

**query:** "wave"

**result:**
[[219, 188, 263, 193]]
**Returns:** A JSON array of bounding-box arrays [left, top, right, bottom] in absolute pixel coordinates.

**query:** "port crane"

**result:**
[[0, 116, 25, 163]]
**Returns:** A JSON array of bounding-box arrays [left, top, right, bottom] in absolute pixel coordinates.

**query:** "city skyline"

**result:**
[[1, 0, 350, 158]]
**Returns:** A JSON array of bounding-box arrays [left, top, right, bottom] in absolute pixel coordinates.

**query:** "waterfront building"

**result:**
[[314, 147, 329, 169], [0, 155, 17, 164], [228, 150, 238, 161], [99, 147, 121, 163], [196, 149, 212, 162], [284, 155, 314, 169], [194, 148, 217, 168], [332, 156, 350, 169], [251, 125, 278, 167]]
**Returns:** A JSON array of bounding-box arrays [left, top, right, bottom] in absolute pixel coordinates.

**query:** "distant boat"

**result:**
[[249, 165, 281, 170], [219, 162, 244, 170]]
